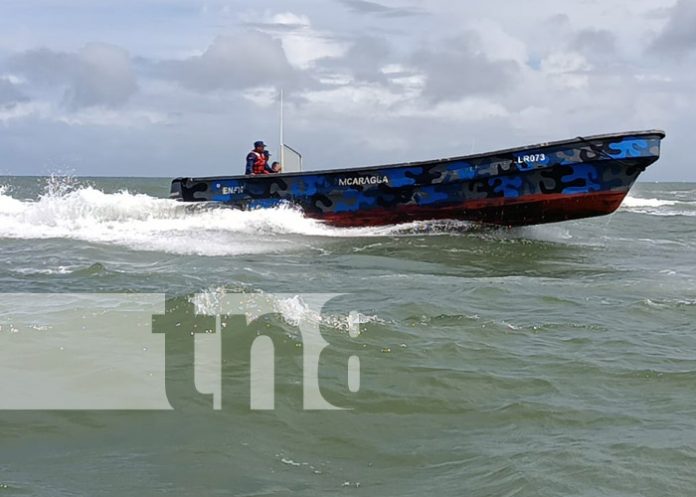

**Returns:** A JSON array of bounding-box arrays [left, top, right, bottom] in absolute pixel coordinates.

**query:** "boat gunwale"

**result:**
[[175, 129, 666, 183]]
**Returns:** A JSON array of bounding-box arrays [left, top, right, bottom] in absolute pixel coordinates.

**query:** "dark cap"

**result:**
[[254, 141, 266, 148]]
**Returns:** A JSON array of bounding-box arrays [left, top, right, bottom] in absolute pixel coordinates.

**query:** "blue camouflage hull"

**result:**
[[171, 130, 665, 227]]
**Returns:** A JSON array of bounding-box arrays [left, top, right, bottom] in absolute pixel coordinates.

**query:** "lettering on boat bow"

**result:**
[[221, 186, 245, 195], [516, 153, 546, 164], [338, 176, 389, 187]]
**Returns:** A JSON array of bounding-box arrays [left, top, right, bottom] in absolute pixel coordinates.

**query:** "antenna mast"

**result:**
[[279, 89, 285, 169]]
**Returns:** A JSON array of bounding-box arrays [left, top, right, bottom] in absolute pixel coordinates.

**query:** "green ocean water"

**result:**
[[0, 176, 695, 496]]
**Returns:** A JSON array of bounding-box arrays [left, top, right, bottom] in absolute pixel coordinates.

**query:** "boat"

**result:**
[[170, 129, 665, 227]]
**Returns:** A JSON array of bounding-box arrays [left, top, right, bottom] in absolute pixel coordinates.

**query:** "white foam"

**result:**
[[0, 185, 25, 214], [512, 225, 574, 243], [190, 287, 384, 332], [620, 195, 696, 217], [0, 184, 368, 256], [621, 196, 677, 208], [11, 266, 74, 275], [0, 180, 487, 255]]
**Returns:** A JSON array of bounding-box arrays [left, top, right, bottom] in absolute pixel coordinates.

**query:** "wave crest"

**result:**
[[0, 181, 344, 255], [0, 179, 478, 255], [621, 195, 696, 217]]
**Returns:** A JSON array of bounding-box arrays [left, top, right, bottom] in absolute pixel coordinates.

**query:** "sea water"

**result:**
[[0, 177, 694, 496]]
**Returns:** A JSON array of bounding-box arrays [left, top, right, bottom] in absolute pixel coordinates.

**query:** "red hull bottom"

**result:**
[[312, 190, 629, 228]]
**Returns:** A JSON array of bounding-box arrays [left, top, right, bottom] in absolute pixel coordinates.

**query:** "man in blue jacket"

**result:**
[[245, 141, 276, 175]]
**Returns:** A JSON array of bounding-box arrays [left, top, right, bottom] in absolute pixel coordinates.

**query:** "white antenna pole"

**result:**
[[279, 89, 285, 169]]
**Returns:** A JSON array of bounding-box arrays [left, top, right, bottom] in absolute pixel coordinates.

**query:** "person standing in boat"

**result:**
[[245, 141, 275, 175]]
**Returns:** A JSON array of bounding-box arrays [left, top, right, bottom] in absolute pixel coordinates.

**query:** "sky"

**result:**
[[0, 0, 694, 180]]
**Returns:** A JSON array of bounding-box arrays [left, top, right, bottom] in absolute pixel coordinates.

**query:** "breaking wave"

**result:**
[[0, 180, 479, 256], [190, 287, 386, 333], [620, 195, 696, 217], [0, 184, 341, 255]]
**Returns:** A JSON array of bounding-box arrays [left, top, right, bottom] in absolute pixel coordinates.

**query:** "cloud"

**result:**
[[337, 0, 421, 17], [318, 36, 392, 83], [155, 32, 300, 91], [412, 33, 519, 101], [9, 44, 138, 109], [539, 51, 592, 90], [0, 77, 28, 107], [651, 0, 696, 55], [240, 13, 348, 70], [0, 101, 45, 124], [242, 11, 312, 31], [55, 107, 169, 127], [571, 28, 617, 58], [70, 44, 138, 108]]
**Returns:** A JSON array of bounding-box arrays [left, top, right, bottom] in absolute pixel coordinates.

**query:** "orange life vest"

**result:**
[[251, 151, 268, 175]]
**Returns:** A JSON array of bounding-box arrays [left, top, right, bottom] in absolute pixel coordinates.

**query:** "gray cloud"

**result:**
[[337, 0, 421, 18], [319, 36, 392, 83], [241, 21, 309, 32], [651, 0, 696, 55], [69, 44, 138, 108], [9, 44, 137, 109], [571, 28, 617, 57], [8, 48, 75, 86], [155, 32, 299, 92], [546, 13, 570, 25], [412, 34, 519, 101], [0, 78, 28, 107]]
